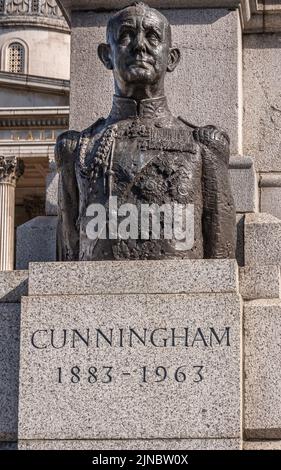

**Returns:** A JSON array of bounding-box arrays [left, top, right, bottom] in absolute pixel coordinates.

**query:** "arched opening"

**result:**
[[7, 41, 25, 73]]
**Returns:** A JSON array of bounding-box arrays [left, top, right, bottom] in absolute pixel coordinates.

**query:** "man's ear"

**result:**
[[167, 47, 181, 72], [97, 43, 113, 70]]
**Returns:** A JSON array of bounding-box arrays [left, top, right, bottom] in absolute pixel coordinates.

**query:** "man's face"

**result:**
[[108, 9, 171, 87]]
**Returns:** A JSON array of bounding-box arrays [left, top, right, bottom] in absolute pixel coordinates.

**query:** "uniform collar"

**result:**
[[107, 95, 171, 123]]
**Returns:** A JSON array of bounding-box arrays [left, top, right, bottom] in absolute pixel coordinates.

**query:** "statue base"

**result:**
[[18, 259, 242, 449]]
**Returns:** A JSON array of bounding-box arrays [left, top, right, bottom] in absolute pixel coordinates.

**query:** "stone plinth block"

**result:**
[[260, 174, 281, 221], [239, 265, 280, 300], [16, 216, 57, 270], [19, 260, 241, 442], [0, 270, 28, 303], [45, 171, 59, 216], [19, 438, 241, 450], [0, 303, 21, 441], [28, 259, 238, 296], [244, 441, 281, 450], [244, 299, 281, 439], [244, 213, 281, 266], [229, 156, 258, 213]]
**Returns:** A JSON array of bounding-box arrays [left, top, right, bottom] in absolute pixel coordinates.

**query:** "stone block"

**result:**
[[244, 34, 281, 172], [239, 265, 280, 300], [19, 262, 241, 441], [0, 270, 28, 303], [244, 299, 281, 439], [70, 8, 242, 153], [260, 174, 281, 221], [243, 441, 281, 450], [28, 259, 238, 296], [0, 304, 21, 441], [229, 156, 258, 213], [45, 171, 59, 216], [16, 216, 57, 270], [244, 213, 281, 266], [18, 438, 241, 450]]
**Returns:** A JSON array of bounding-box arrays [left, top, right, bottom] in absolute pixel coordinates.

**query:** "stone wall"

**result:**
[[70, 8, 242, 155]]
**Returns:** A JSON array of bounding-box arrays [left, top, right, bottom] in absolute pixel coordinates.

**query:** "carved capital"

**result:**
[[0, 156, 24, 184]]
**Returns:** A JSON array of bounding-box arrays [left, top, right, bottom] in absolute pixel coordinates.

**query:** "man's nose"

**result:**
[[133, 31, 146, 53]]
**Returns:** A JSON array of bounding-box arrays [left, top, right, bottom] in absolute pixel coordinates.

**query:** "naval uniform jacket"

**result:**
[[55, 96, 236, 261]]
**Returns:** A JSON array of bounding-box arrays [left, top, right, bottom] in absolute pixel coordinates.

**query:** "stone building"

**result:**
[[0, 0, 70, 271]]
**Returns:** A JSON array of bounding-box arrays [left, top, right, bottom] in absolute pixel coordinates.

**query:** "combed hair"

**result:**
[[106, 2, 171, 45]]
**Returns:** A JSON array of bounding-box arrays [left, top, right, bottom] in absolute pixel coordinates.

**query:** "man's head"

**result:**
[[98, 2, 180, 97]]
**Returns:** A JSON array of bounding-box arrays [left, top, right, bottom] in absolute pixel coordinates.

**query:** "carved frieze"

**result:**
[[1, 0, 63, 18], [0, 116, 69, 128], [6, 0, 29, 15]]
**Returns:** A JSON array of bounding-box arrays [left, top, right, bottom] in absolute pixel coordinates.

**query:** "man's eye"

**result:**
[[119, 31, 132, 42], [146, 31, 160, 42]]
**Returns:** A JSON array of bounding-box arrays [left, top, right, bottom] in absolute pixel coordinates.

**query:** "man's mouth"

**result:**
[[130, 56, 153, 65]]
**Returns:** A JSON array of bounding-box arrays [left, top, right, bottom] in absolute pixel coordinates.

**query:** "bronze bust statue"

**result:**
[[55, 2, 236, 261]]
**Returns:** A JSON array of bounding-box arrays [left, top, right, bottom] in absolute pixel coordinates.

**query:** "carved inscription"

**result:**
[[30, 325, 231, 386]]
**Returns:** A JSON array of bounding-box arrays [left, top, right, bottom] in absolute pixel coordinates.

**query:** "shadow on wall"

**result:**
[[0, 272, 28, 445], [0, 303, 21, 445]]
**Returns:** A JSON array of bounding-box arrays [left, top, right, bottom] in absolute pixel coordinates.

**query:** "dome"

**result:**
[[0, 0, 70, 79], [0, 1, 68, 32]]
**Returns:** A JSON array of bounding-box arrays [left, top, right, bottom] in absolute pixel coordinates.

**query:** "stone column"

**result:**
[[0, 156, 24, 271]]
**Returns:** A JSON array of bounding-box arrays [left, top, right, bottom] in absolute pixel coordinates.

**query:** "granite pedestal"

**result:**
[[18, 259, 242, 450]]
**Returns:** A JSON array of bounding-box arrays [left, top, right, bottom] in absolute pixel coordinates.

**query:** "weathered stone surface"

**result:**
[[244, 34, 281, 172], [19, 288, 241, 440], [28, 259, 238, 296], [70, 8, 242, 153], [16, 216, 57, 270], [45, 171, 58, 216], [19, 438, 241, 450], [244, 441, 281, 450], [229, 156, 258, 213], [0, 270, 28, 303], [244, 213, 281, 266], [0, 304, 20, 441], [239, 265, 280, 300], [244, 299, 281, 439], [260, 174, 281, 221]]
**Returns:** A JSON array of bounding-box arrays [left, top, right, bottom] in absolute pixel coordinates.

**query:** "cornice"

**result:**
[[0, 116, 69, 128], [0, 71, 70, 95], [0, 107, 69, 128], [57, 0, 281, 33], [0, 15, 70, 32]]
